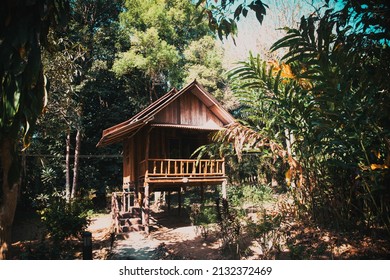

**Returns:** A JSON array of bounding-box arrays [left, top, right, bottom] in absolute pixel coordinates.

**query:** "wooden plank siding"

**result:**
[[154, 89, 223, 127]]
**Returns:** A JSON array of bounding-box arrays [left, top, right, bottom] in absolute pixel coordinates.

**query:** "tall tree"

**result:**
[[113, 0, 212, 99], [0, 0, 69, 259], [27, 0, 145, 204], [183, 35, 237, 109], [40, 32, 84, 202]]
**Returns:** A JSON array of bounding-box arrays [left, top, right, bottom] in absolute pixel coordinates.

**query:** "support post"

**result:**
[[200, 184, 204, 204], [143, 183, 150, 234], [167, 191, 171, 211], [222, 179, 227, 201], [137, 190, 142, 208], [178, 188, 182, 216]]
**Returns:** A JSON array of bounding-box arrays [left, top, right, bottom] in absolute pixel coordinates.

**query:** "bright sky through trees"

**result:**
[[219, 0, 334, 67]]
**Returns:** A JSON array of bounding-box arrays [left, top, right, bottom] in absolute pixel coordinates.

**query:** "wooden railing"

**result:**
[[112, 191, 135, 213], [139, 158, 225, 177], [111, 192, 120, 233]]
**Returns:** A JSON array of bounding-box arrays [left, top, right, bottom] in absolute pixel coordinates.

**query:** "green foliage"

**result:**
[[270, 4, 390, 229], [0, 0, 69, 146], [35, 191, 92, 242], [222, 2, 390, 231], [23, 0, 142, 204], [247, 210, 283, 259], [183, 35, 236, 108], [120, 0, 209, 49], [190, 203, 217, 240], [195, 0, 268, 40], [0, 1, 69, 207], [216, 198, 246, 258], [112, 27, 179, 78], [228, 184, 273, 208], [114, 0, 217, 98]]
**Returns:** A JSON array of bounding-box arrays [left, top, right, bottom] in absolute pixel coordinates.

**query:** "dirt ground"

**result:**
[[85, 205, 390, 260], [109, 207, 225, 260], [9, 204, 390, 260], [93, 206, 227, 260]]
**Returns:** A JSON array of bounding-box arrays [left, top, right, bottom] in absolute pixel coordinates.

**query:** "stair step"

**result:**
[[130, 207, 141, 216], [119, 224, 144, 233], [119, 217, 141, 226], [128, 218, 142, 225], [120, 208, 141, 219], [121, 226, 130, 233], [130, 224, 144, 232]]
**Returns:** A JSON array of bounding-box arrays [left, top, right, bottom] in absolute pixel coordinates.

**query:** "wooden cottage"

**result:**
[[97, 80, 235, 233]]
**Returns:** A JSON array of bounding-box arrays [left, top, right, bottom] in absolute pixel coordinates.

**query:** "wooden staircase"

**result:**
[[111, 191, 144, 233], [118, 208, 144, 232]]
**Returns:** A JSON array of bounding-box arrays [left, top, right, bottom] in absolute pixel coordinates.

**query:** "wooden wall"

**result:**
[[154, 90, 223, 127], [122, 137, 134, 188], [123, 126, 213, 187]]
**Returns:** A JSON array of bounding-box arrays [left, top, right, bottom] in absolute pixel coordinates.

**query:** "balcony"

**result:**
[[139, 158, 226, 185]]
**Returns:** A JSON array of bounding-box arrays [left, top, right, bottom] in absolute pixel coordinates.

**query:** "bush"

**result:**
[[35, 191, 92, 242], [215, 198, 247, 258], [190, 203, 217, 240], [247, 209, 284, 259], [228, 184, 273, 207]]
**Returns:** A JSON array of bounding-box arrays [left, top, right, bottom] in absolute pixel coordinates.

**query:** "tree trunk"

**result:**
[[65, 128, 71, 202], [0, 138, 20, 259], [285, 128, 293, 156], [71, 129, 81, 199], [285, 128, 297, 188]]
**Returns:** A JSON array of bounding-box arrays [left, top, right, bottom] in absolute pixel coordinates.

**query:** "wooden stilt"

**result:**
[[178, 188, 182, 216], [137, 191, 142, 208], [127, 191, 131, 211], [222, 179, 227, 201], [167, 191, 171, 211], [200, 184, 204, 204], [143, 183, 150, 234]]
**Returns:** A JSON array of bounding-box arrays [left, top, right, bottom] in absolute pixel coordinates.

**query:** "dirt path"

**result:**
[[105, 208, 224, 260], [110, 232, 161, 260]]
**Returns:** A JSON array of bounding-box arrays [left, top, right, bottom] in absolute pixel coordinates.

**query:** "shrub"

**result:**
[[35, 191, 92, 242], [228, 184, 273, 207], [247, 209, 284, 259], [190, 203, 217, 240], [216, 197, 247, 258]]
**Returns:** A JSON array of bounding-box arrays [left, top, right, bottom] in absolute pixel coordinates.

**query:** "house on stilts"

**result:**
[[97, 80, 235, 233]]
